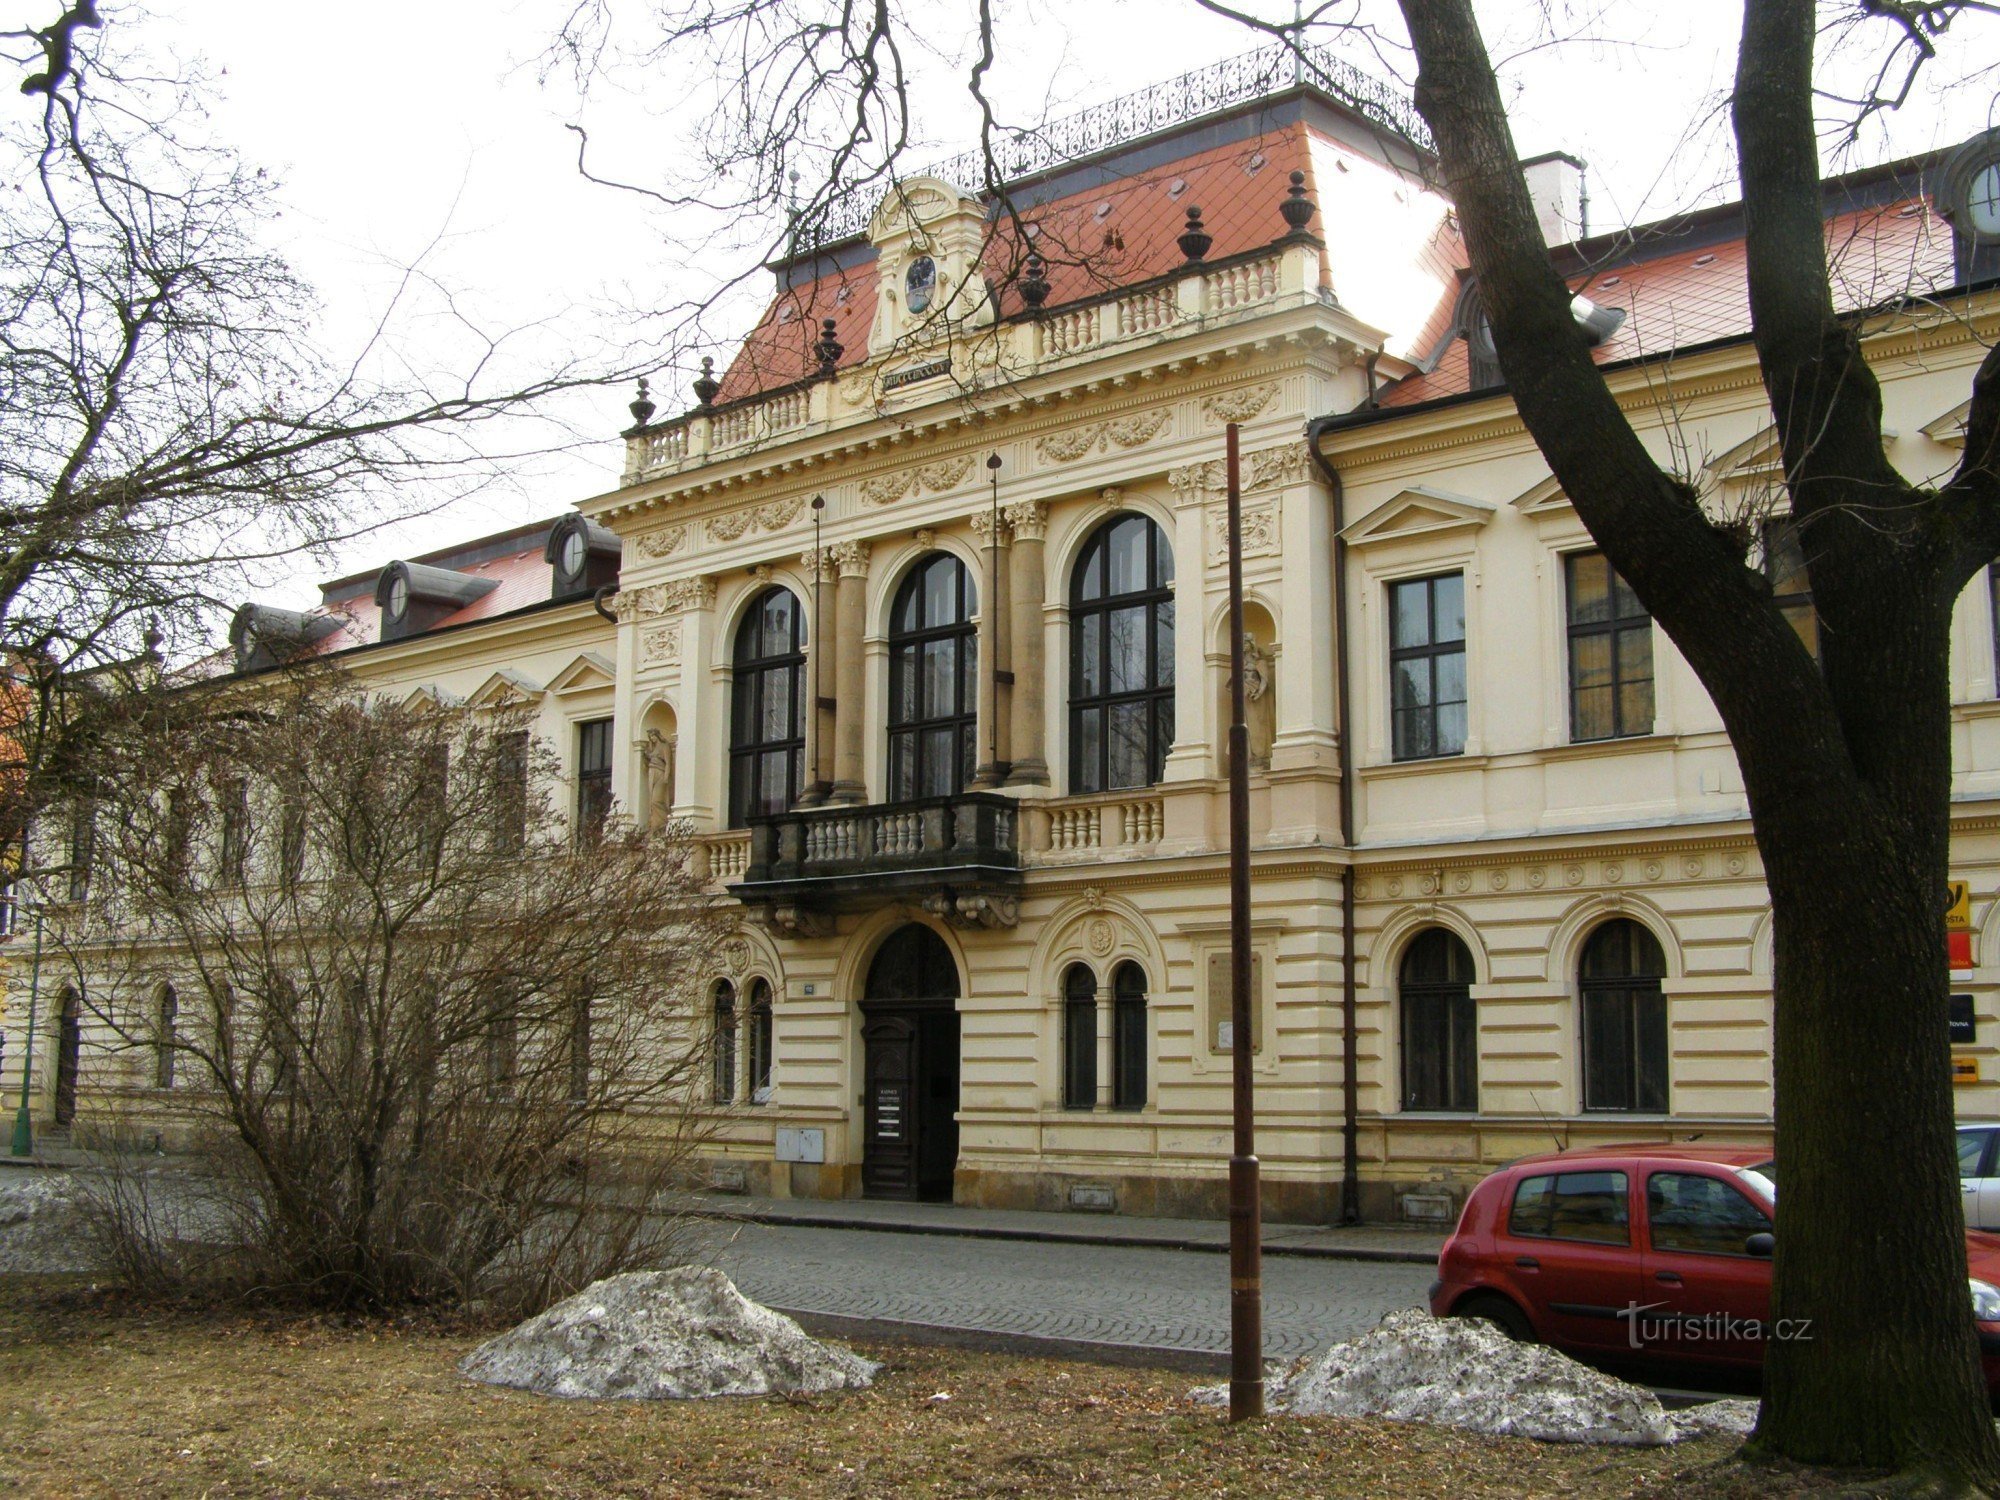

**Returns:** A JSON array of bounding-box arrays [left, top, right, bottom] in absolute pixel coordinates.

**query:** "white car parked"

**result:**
[[1961, 1125, 2000, 1231]]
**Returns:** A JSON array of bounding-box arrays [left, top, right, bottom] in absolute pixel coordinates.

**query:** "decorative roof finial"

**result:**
[[1177, 206, 1213, 263], [628, 376, 656, 429], [1019, 250, 1050, 309], [692, 356, 720, 409], [1279, 169, 1317, 235], [814, 317, 844, 376]]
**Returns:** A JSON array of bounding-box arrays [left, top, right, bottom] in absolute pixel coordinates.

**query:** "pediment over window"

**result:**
[[546, 652, 618, 697], [1511, 474, 1571, 515], [399, 685, 462, 714], [466, 669, 544, 710], [1340, 486, 1495, 547], [1709, 426, 1786, 487], [1923, 398, 1970, 450]]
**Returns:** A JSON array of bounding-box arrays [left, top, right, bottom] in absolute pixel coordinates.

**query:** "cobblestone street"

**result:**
[[700, 1220, 1435, 1362]]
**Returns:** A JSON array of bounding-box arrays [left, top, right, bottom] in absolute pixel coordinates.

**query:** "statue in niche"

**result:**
[[1225, 634, 1277, 774], [641, 729, 677, 827]]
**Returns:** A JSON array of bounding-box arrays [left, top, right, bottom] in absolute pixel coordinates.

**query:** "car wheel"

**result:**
[[1454, 1293, 1533, 1342]]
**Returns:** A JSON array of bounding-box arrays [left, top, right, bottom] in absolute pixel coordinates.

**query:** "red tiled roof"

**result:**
[[719, 120, 1334, 400], [313, 542, 565, 654], [1377, 197, 1956, 407]]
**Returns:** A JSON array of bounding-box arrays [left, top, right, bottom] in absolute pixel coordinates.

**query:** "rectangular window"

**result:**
[[218, 780, 250, 887], [1507, 1169, 1631, 1245], [1762, 519, 1818, 659], [1582, 986, 1669, 1112], [1112, 992, 1146, 1110], [491, 729, 530, 854], [1388, 573, 1467, 761], [576, 719, 613, 844], [1401, 990, 1476, 1112], [1565, 551, 1653, 742], [1063, 991, 1096, 1109]]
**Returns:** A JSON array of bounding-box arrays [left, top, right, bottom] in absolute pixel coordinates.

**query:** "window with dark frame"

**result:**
[[747, 978, 774, 1102], [1070, 514, 1175, 794], [728, 588, 807, 827], [1580, 918, 1669, 1113], [67, 796, 95, 901], [218, 780, 250, 887], [1062, 964, 1097, 1110], [576, 719, 614, 844], [712, 980, 737, 1104], [1762, 518, 1819, 659], [1399, 927, 1477, 1112], [888, 553, 978, 801], [492, 729, 530, 854], [1565, 551, 1653, 742], [1388, 573, 1468, 761], [155, 983, 177, 1089], [1112, 961, 1148, 1110], [279, 797, 307, 884], [568, 992, 592, 1102], [483, 986, 517, 1100]]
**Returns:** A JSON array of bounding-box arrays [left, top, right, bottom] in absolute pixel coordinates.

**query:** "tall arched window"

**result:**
[[1580, 918, 1668, 1113], [1112, 961, 1148, 1110], [1062, 964, 1097, 1110], [888, 553, 977, 800], [712, 980, 737, 1104], [747, 978, 774, 1103], [1400, 929, 1476, 1112], [1071, 514, 1174, 793], [155, 983, 178, 1090], [729, 588, 806, 826]]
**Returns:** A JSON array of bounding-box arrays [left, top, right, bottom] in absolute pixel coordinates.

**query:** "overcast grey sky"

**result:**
[[23, 2, 1999, 608]]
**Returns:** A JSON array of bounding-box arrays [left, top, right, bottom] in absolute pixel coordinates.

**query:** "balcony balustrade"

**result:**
[[731, 792, 1022, 932]]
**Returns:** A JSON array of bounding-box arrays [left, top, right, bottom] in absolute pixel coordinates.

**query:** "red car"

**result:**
[[1429, 1143, 2000, 1387]]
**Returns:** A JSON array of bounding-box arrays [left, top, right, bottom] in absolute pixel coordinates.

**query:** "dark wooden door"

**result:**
[[862, 1012, 918, 1199], [915, 1008, 960, 1200], [53, 989, 81, 1127]]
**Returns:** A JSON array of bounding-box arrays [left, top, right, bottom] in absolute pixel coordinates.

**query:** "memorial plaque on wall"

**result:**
[[1206, 950, 1265, 1054]]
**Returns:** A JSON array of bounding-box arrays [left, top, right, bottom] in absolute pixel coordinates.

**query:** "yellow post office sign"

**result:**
[[1948, 881, 1973, 933], [1954, 1055, 1981, 1086]]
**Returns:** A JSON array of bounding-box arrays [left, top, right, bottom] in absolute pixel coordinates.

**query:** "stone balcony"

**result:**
[[730, 792, 1023, 934]]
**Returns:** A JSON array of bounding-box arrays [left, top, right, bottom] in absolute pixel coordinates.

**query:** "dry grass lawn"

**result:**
[[0, 1277, 1854, 1498]]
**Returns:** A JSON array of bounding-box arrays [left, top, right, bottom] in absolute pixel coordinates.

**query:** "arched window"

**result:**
[[888, 553, 977, 800], [1580, 919, 1668, 1113], [712, 980, 737, 1104], [1071, 514, 1174, 793], [53, 985, 81, 1127], [1112, 961, 1148, 1110], [1062, 964, 1097, 1110], [747, 979, 774, 1103], [1400, 929, 1476, 1112], [155, 983, 178, 1090], [729, 588, 806, 827]]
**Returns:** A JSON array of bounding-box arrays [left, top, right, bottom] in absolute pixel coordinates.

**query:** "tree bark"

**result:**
[[1397, 0, 2000, 1483]]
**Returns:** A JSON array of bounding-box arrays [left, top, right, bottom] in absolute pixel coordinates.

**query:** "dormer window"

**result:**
[[545, 513, 622, 601], [905, 255, 937, 314], [373, 561, 499, 643]]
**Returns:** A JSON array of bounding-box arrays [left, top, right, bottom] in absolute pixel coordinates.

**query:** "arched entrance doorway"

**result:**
[[860, 924, 961, 1201]]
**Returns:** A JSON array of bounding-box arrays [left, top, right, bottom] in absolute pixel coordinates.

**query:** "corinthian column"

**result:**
[[797, 547, 834, 806], [1005, 501, 1050, 786], [829, 540, 871, 804], [970, 506, 1011, 790]]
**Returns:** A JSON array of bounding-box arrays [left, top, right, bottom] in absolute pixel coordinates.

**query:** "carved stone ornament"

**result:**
[[1082, 884, 1106, 910], [1004, 500, 1049, 541], [636, 525, 687, 559], [1208, 501, 1280, 564], [707, 509, 754, 542], [1247, 444, 1310, 490], [663, 575, 719, 612], [829, 539, 873, 577], [1034, 407, 1171, 464], [756, 496, 807, 531], [916, 455, 975, 493], [641, 621, 681, 663], [915, 527, 939, 550], [1087, 918, 1116, 956], [1168, 460, 1225, 506], [613, 583, 670, 622], [860, 472, 914, 507], [1200, 383, 1278, 425], [763, 904, 837, 939], [923, 889, 1020, 929]]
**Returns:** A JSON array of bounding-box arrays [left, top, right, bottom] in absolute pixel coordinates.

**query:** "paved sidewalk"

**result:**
[[687, 1191, 1446, 1265]]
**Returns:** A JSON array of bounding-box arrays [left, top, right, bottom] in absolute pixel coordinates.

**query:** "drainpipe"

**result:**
[[1306, 414, 1362, 1224]]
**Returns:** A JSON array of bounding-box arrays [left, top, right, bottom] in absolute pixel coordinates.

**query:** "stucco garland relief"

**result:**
[[858, 453, 978, 507], [635, 524, 687, 559], [1199, 382, 1278, 425], [1033, 407, 1172, 464], [706, 497, 807, 543]]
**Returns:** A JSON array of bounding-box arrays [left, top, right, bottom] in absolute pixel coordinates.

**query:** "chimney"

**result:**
[[1519, 151, 1589, 246]]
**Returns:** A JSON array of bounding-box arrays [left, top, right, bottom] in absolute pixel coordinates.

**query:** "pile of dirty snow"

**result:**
[[460, 1267, 878, 1400], [0, 1171, 94, 1274], [1194, 1310, 1756, 1446]]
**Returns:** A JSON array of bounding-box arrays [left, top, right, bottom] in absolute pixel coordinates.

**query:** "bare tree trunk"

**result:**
[[1396, 0, 2000, 1483]]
